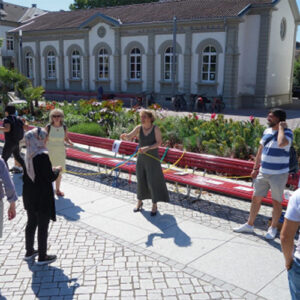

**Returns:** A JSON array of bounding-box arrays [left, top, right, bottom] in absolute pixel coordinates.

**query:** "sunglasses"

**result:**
[[53, 115, 61, 118]]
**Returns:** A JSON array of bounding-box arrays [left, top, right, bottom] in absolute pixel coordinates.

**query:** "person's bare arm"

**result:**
[[280, 219, 299, 270], [64, 129, 74, 146], [251, 144, 263, 179], [120, 125, 140, 141], [277, 121, 289, 147], [0, 123, 11, 133]]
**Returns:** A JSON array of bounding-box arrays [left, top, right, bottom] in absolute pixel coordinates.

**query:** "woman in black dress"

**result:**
[[23, 127, 61, 265], [121, 110, 169, 216]]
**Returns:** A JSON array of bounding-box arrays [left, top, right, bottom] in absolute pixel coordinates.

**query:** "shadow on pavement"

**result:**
[[25, 260, 79, 299], [55, 197, 84, 221], [140, 210, 192, 248], [0, 292, 7, 300], [67, 164, 282, 249]]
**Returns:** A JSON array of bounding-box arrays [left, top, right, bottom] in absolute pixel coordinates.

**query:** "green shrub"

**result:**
[[64, 114, 90, 127], [68, 122, 106, 137]]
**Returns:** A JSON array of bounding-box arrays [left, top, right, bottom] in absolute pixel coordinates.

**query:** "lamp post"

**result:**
[[19, 29, 22, 74], [171, 16, 177, 97]]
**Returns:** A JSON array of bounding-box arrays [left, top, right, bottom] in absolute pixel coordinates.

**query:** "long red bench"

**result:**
[[66, 147, 289, 208], [68, 132, 300, 187]]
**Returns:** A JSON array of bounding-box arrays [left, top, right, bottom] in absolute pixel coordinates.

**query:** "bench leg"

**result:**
[[185, 185, 191, 200]]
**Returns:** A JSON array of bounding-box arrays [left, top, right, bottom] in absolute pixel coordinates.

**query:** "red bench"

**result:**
[[66, 147, 289, 208], [68, 132, 300, 187]]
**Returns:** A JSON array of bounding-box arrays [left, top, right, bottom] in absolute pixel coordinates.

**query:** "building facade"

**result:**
[[10, 0, 300, 108], [0, 1, 45, 68]]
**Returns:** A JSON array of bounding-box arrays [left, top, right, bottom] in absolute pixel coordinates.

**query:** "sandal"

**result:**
[[56, 190, 64, 197], [133, 202, 143, 213]]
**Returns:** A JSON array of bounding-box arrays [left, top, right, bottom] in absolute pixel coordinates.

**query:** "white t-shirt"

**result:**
[[285, 188, 300, 260]]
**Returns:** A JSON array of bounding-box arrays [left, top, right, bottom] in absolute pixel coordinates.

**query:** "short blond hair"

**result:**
[[140, 110, 155, 123], [49, 108, 64, 125]]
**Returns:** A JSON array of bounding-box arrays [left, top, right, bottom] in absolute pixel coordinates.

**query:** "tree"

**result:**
[[294, 57, 300, 86], [0, 67, 30, 110], [69, 0, 158, 10], [23, 85, 45, 116]]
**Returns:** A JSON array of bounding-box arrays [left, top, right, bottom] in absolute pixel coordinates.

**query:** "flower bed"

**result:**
[[15, 99, 300, 160]]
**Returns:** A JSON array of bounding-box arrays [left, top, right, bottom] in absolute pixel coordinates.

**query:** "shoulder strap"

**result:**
[[46, 124, 51, 134], [263, 132, 278, 147]]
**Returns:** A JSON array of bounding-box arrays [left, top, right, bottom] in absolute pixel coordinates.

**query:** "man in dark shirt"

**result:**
[[0, 104, 25, 170]]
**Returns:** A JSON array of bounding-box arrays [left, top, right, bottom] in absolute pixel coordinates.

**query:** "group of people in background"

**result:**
[[0, 104, 71, 264], [0, 104, 299, 298]]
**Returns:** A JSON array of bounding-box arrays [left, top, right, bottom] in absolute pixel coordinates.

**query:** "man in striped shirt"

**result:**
[[234, 108, 293, 239]]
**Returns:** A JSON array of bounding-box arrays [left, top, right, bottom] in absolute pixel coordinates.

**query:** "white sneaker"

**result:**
[[265, 227, 278, 240], [233, 223, 254, 233]]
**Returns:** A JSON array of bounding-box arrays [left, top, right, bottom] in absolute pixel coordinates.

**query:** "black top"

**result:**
[[3, 115, 17, 142], [22, 153, 59, 221]]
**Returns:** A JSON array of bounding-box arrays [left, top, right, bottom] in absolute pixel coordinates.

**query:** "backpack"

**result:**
[[263, 131, 299, 174], [8, 116, 24, 142]]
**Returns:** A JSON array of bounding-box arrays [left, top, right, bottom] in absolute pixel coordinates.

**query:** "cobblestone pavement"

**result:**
[[0, 156, 284, 300]]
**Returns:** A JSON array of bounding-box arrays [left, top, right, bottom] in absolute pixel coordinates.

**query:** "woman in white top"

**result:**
[[45, 109, 73, 197]]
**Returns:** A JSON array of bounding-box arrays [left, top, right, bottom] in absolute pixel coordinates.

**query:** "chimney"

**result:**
[[32, 4, 37, 8]]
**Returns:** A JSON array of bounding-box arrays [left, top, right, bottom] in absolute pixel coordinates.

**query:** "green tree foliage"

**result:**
[[294, 57, 300, 86], [0, 66, 30, 109], [69, 0, 158, 10]]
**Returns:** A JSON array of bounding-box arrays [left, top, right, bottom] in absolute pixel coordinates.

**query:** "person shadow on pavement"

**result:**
[[25, 260, 79, 299], [141, 211, 191, 247], [55, 197, 84, 221]]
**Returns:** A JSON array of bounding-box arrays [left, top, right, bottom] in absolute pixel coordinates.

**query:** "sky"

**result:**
[[4, 0, 300, 41]]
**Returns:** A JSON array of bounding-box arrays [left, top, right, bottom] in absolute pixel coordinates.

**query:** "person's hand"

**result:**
[[53, 166, 62, 173], [251, 169, 259, 179], [286, 260, 293, 271], [279, 121, 288, 129], [139, 146, 149, 154], [8, 202, 16, 220], [120, 133, 128, 141]]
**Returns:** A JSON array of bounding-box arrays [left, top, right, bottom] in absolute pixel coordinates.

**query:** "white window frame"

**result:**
[[98, 48, 109, 79], [6, 36, 14, 51], [164, 47, 176, 81], [71, 50, 81, 79], [129, 48, 141, 80], [201, 45, 217, 83], [47, 51, 56, 79], [25, 53, 33, 79]]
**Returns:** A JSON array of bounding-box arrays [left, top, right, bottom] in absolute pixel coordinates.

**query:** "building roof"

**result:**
[[12, 0, 274, 32], [1, 2, 45, 24]]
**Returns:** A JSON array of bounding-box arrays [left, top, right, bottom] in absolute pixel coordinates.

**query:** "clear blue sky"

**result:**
[[4, 0, 73, 11], [4, 0, 300, 41]]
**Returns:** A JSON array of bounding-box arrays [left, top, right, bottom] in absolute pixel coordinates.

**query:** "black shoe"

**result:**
[[133, 202, 143, 213], [36, 255, 57, 265], [23, 250, 38, 261], [150, 210, 157, 217]]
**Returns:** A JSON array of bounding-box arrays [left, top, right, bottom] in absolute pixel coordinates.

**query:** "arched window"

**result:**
[[130, 48, 141, 80], [164, 47, 176, 81], [71, 50, 81, 79], [47, 50, 56, 79], [201, 45, 217, 82], [25, 52, 33, 79], [98, 48, 109, 79]]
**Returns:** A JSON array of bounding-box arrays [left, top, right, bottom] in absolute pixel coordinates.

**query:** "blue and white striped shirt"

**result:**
[[260, 128, 293, 174]]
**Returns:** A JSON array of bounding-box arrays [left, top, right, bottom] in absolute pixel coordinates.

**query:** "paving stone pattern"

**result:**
[[0, 157, 276, 299]]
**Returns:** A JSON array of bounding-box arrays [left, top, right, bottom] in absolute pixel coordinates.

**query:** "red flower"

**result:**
[[211, 113, 216, 119], [194, 115, 199, 120], [249, 115, 255, 122]]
